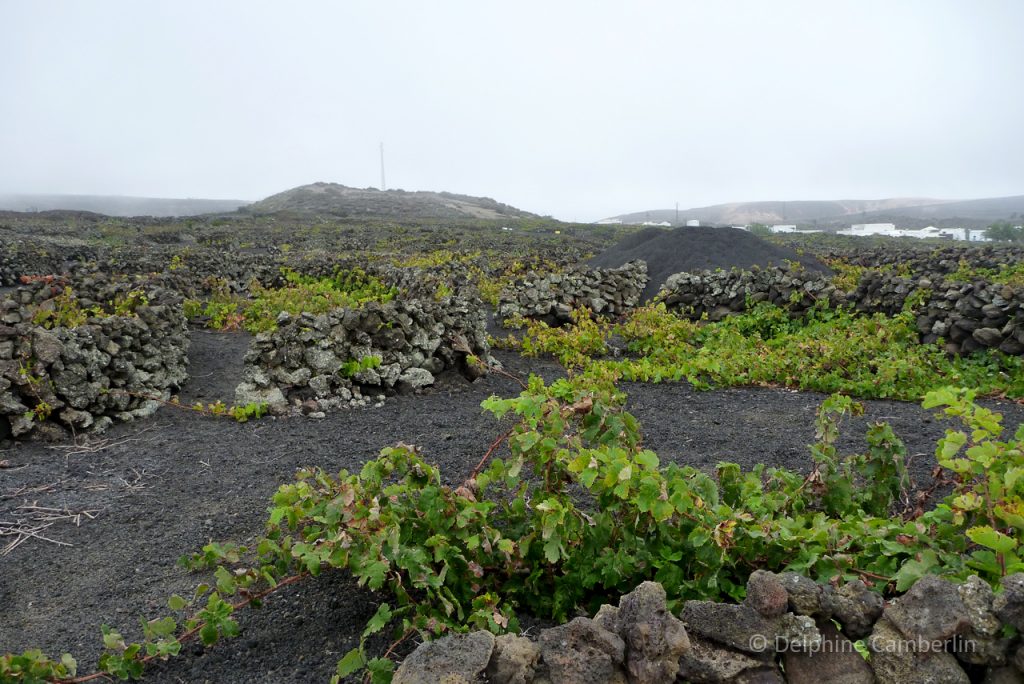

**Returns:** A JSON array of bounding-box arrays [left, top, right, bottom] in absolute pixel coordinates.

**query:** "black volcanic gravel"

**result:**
[[588, 226, 832, 301]]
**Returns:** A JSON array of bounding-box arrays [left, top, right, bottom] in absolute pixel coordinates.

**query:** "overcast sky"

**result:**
[[2, 1, 1022, 221]]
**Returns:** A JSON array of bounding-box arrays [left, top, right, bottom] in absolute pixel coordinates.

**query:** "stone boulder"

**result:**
[[392, 631, 495, 684]]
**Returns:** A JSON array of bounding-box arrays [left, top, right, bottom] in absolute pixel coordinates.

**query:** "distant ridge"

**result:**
[[0, 193, 249, 217], [606, 195, 1024, 227], [245, 182, 537, 220]]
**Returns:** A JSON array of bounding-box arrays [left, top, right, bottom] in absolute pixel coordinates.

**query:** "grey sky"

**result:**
[[2, 1, 1022, 222]]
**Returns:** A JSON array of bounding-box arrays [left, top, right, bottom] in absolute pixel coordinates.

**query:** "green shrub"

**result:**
[[241, 268, 397, 333], [183, 268, 398, 334]]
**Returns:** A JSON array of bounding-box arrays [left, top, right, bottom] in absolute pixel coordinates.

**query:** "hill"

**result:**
[[0, 193, 249, 217], [839, 196, 1024, 226], [245, 182, 538, 220], [606, 195, 1024, 227]]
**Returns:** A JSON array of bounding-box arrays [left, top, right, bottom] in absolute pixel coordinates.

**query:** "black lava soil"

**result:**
[[2, 330, 1023, 683], [588, 226, 831, 300]]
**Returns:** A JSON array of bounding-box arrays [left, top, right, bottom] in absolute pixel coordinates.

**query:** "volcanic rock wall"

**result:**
[[657, 267, 848, 321], [391, 573, 1024, 684], [656, 267, 1024, 355], [497, 261, 648, 324], [0, 275, 189, 438], [811, 242, 1024, 275], [235, 295, 491, 413]]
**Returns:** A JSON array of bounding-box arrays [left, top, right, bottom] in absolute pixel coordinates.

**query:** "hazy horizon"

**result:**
[[3, 1, 1022, 221]]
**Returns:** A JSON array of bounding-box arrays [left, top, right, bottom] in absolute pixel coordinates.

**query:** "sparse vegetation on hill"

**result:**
[[244, 182, 538, 221], [608, 194, 1024, 229]]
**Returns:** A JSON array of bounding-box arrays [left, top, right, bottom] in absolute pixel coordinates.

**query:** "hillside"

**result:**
[[0, 194, 249, 217], [245, 182, 538, 220], [607, 195, 1024, 227], [842, 196, 1024, 225]]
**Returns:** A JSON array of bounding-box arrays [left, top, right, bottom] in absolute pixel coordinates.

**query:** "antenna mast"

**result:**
[[379, 142, 386, 191]]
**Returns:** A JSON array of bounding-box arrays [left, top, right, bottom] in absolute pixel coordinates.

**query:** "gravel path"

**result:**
[[1, 337, 1022, 683]]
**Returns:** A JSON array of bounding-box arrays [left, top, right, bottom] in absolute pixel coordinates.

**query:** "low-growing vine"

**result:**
[[508, 302, 1024, 401], [183, 268, 398, 334]]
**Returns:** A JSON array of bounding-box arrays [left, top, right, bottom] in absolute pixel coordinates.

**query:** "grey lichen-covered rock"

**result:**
[[885, 575, 970, 644], [973, 327, 1005, 347], [593, 603, 621, 635], [868, 617, 969, 684], [774, 613, 822, 652], [676, 634, 775, 683], [956, 575, 1009, 667], [303, 347, 342, 375], [782, 621, 874, 684], [778, 572, 832, 618], [392, 631, 494, 684], [59, 407, 94, 429], [234, 382, 287, 410], [615, 581, 690, 684], [30, 329, 63, 364], [832, 580, 884, 640], [538, 617, 626, 684], [993, 573, 1024, 631], [486, 634, 539, 684], [398, 367, 434, 390], [683, 601, 776, 653], [273, 366, 311, 386], [682, 600, 820, 655]]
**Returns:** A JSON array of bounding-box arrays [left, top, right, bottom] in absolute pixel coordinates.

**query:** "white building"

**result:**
[[686, 219, 700, 227], [841, 223, 898, 237], [837, 223, 989, 242]]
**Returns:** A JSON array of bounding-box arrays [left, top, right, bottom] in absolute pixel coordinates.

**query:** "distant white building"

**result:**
[[595, 218, 623, 225], [837, 223, 989, 241], [770, 224, 798, 233], [842, 223, 898, 237], [686, 219, 700, 227], [642, 220, 672, 227]]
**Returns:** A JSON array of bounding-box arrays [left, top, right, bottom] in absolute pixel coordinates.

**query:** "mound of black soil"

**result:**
[[588, 226, 832, 301]]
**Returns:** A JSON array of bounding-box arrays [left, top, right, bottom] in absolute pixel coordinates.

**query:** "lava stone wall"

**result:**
[[813, 243, 1024, 276], [0, 238, 99, 286], [497, 261, 648, 324], [235, 295, 491, 414], [656, 267, 1024, 355], [391, 573, 1024, 684], [657, 267, 848, 321], [0, 275, 189, 439]]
